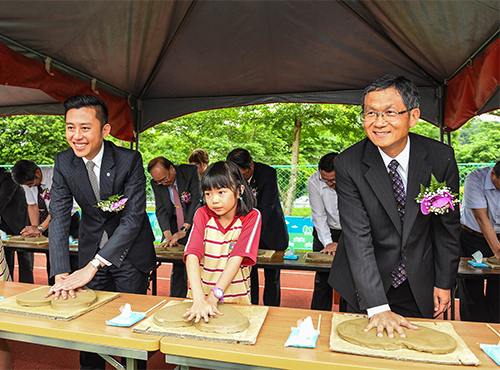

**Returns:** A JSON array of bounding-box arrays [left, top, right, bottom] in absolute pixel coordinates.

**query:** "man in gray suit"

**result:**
[[47, 95, 155, 369], [328, 75, 460, 338], [148, 157, 201, 297]]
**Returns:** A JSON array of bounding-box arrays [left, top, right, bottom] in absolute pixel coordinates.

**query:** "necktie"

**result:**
[[172, 185, 185, 230], [37, 185, 49, 224], [388, 160, 407, 288], [86, 161, 108, 248]]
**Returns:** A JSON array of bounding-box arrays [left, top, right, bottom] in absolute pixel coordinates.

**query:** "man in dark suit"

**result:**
[[47, 95, 156, 369], [328, 75, 460, 337], [147, 157, 201, 298], [0, 167, 33, 283], [227, 148, 288, 306]]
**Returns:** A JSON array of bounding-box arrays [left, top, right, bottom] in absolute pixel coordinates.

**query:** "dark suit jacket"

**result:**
[[328, 133, 460, 318], [250, 162, 289, 251], [49, 140, 155, 276], [0, 168, 29, 235], [151, 164, 201, 243]]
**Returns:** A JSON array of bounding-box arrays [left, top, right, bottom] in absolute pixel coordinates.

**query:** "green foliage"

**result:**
[[134, 103, 365, 166], [0, 115, 69, 165], [453, 118, 500, 163]]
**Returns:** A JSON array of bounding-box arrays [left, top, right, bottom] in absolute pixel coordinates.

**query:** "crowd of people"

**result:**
[[0, 74, 498, 369]]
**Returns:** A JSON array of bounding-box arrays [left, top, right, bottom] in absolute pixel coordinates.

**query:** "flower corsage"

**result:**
[[251, 186, 258, 198], [95, 194, 128, 213], [40, 188, 51, 200], [415, 174, 459, 215], [180, 191, 191, 204]]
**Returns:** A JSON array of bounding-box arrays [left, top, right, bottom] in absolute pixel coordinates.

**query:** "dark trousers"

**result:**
[[170, 262, 188, 298], [339, 280, 423, 318], [1, 223, 33, 283], [47, 212, 80, 285], [459, 228, 500, 323], [311, 227, 341, 311], [250, 267, 281, 306], [249, 238, 281, 306], [80, 258, 150, 370]]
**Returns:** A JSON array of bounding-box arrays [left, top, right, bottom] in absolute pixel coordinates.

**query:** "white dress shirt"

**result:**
[[307, 171, 341, 246], [368, 137, 411, 317]]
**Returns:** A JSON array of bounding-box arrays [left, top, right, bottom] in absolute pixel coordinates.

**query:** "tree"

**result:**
[[0, 115, 69, 165]]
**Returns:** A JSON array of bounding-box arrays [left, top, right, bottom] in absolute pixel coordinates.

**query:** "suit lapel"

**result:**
[[402, 136, 432, 245], [362, 141, 403, 235], [72, 155, 98, 210]]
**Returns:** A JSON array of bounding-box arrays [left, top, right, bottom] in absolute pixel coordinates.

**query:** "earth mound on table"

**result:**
[[153, 301, 194, 328], [16, 286, 98, 311], [153, 301, 250, 333], [16, 286, 53, 307], [50, 288, 97, 311], [195, 303, 250, 334], [337, 318, 457, 354], [486, 256, 500, 266]]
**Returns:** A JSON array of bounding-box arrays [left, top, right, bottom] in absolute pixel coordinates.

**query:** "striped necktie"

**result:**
[[388, 160, 407, 288]]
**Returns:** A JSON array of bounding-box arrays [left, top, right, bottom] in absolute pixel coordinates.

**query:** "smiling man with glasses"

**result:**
[[328, 75, 460, 339]]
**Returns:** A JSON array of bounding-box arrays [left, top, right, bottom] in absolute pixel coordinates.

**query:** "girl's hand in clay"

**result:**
[[183, 298, 222, 323]]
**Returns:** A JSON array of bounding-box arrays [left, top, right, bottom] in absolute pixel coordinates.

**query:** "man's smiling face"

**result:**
[[363, 87, 419, 158], [65, 107, 110, 160]]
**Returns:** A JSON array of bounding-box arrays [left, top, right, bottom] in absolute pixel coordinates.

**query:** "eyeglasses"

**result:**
[[361, 108, 414, 123], [320, 178, 335, 184]]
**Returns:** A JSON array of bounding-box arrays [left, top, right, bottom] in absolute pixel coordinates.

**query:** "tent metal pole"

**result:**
[[437, 86, 444, 143]]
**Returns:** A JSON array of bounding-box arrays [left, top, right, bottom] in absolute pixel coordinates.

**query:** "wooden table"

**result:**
[[0, 281, 164, 370], [450, 257, 500, 320], [160, 306, 500, 370], [2, 240, 78, 255]]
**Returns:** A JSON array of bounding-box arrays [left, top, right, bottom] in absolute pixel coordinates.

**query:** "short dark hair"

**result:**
[[361, 75, 420, 111], [318, 152, 337, 173], [493, 161, 500, 178], [147, 157, 174, 173], [226, 148, 253, 170], [188, 149, 209, 165], [11, 160, 39, 185], [64, 95, 109, 128], [202, 161, 256, 216]]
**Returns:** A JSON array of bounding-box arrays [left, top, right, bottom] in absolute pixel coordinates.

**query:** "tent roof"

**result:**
[[0, 1, 498, 141]]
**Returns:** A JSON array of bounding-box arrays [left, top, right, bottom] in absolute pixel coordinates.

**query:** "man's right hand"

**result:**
[[321, 242, 338, 255], [45, 273, 85, 300], [159, 230, 173, 248], [364, 311, 418, 338]]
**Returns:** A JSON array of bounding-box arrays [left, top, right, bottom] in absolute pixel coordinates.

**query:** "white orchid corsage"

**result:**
[[95, 194, 128, 213], [251, 186, 258, 198], [41, 188, 51, 200], [180, 191, 191, 204], [415, 174, 459, 215]]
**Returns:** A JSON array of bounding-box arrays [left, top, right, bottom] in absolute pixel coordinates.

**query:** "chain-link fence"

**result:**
[[2, 163, 494, 217]]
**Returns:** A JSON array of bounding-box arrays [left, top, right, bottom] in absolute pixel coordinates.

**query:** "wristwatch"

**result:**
[[90, 258, 102, 270], [180, 226, 188, 232], [37, 225, 44, 233], [211, 287, 224, 302]]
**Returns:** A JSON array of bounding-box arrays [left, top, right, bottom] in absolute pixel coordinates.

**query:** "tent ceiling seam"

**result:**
[[337, 0, 441, 86], [445, 30, 500, 83], [137, 0, 198, 100]]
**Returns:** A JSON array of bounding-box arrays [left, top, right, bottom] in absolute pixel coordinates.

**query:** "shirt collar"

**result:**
[[82, 142, 105, 168], [378, 135, 410, 172]]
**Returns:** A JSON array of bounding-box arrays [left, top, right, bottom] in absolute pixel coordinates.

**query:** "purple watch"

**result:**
[[211, 287, 224, 302]]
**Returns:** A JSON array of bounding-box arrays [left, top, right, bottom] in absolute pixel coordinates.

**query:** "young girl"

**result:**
[[183, 161, 261, 323]]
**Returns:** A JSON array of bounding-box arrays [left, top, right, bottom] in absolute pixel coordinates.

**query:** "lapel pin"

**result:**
[[107, 173, 110, 177]]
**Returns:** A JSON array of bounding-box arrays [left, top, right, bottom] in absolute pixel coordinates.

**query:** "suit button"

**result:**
[[391, 271, 396, 277]]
